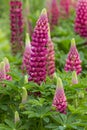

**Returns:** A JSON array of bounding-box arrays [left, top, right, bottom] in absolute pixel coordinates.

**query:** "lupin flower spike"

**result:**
[[22, 33, 31, 74], [75, 0, 87, 37], [50, 0, 59, 29], [3, 57, 12, 81], [29, 8, 49, 85], [47, 25, 55, 78], [60, 0, 71, 17], [52, 77, 67, 114], [64, 38, 82, 75], [72, 71, 78, 84], [22, 87, 28, 103], [10, 0, 24, 55], [14, 111, 20, 124], [0, 62, 6, 81]]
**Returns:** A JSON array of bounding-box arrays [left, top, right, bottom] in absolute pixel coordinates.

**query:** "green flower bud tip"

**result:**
[[72, 71, 78, 84], [57, 77, 63, 88], [41, 8, 47, 16], [14, 111, 20, 123], [22, 87, 28, 103], [71, 38, 76, 46], [26, 33, 30, 46], [24, 75, 28, 84]]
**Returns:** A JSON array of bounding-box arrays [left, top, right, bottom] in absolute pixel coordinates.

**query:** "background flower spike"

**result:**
[[0, 62, 6, 81]]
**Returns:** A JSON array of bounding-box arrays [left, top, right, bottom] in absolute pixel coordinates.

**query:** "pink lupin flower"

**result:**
[[22, 33, 31, 74], [29, 9, 49, 85], [3, 58, 12, 81], [60, 0, 71, 17], [10, 0, 24, 55], [52, 77, 67, 114], [47, 25, 55, 78], [0, 62, 6, 81], [75, 0, 87, 37], [64, 38, 82, 75], [50, 0, 59, 29], [72, 71, 78, 84]]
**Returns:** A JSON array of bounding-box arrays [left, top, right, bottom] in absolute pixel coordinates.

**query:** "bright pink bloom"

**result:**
[[29, 9, 49, 85], [4, 58, 12, 81], [22, 33, 31, 74], [52, 77, 67, 114], [10, 0, 24, 55], [64, 39, 82, 75], [60, 0, 71, 17], [75, 0, 87, 37], [0, 62, 6, 81], [47, 26, 55, 77], [50, 0, 59, 28]]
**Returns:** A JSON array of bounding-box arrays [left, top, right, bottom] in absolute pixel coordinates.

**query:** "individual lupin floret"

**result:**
[[10, 0, 24, 55], [72, 71, 78, 84], [22, 33, 31, 74], [64, 38, 82, 75], [47, 25, 55, 77], [0, 62, 6, 81], [75, 0, 87, 37], [52, 77, 67, 114], [29, 9, 49, 85], [3, 57, 12, 81]]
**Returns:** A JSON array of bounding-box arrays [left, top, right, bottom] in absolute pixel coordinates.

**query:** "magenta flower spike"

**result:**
[[64, 38, 82, 75], [72, 71, 78, 84], [0, 62, 6, 81], [29, 8, 49, 85], [50, 0, 59, 29], [3, 58, 12, 81], [47, 25, 55, 77], [22, 33, 31, 74], [10, 0, 24, 55], [52, 77, 67, 114], [75, 0, 87, 37], [60, 0, 71, 17]]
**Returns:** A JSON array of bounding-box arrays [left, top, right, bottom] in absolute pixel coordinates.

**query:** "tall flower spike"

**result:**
[[60, 0, 71, 17], [72, 71, 78, 84], [22, 33, 31, 74], [10, 0, 24, 55], [0, 62, 6, 81], [50, 0, 59, 29], [29, 8, 49, 85], [47, 25, 55, 78], [64, 38, 82, 75], [75, 0, 87, 37], [3, 57, 12, 81], [52, 77, 67, 114]]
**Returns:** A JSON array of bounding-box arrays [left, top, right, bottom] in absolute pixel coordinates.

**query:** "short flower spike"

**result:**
[[52, 77, 67, 114], [14, 111, 20, 123], [0, 62, 6, 81], [75, 0, 87, 37], [64, 38, 82, 75], [3, 57, 12, 81]]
